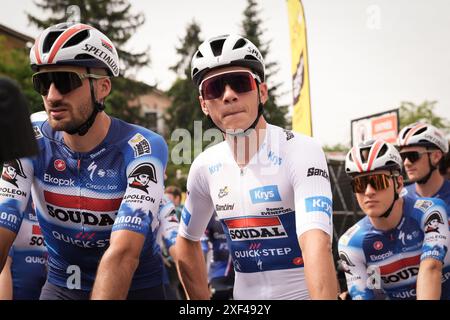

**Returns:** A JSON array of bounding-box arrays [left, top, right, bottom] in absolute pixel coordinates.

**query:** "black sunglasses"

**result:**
[[350, 173, 394, 193], [399, 151, 432, 164], [199, 71, 258, 100], [32, 71, 107, 96]]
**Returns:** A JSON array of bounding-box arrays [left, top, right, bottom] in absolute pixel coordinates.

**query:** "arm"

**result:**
[[91, 230, 145, 299], [175, 235, 210, 300], [300, 229, 338, 299], [416, 258, 442, 299], [0, 229, 16, 272], [0, 256, 13, 300]]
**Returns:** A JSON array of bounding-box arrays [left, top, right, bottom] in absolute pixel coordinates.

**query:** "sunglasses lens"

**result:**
[[32, 72, 83, 96], [351, 174, 390, 193], [202, 72, 256, 100], [400, 151, 420, 163]]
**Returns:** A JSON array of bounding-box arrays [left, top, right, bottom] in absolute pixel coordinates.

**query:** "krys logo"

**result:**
[[1, 159, 26, 188], [249, 185, 281, 204], [305, 196, 332, 217], [128, 163, 157, 194]]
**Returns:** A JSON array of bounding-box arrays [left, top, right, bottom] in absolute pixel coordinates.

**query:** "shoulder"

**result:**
[[114, 118, 168, 164], [190, 141, 228, 174], [339, 218, 369, 248], [269, 125, 325, 161]]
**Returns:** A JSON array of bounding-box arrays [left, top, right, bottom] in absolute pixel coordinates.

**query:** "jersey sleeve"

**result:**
[[338, 236, 376, 300], [177, 155, 215, 242], [0, 157, 34, 234], [156, 197, 179, 250], [286, 136, 333, 238], [419, 198, 450, 262], [112, 133, 168, 236]]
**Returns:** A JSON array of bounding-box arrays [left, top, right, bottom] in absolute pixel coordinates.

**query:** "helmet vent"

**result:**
[[233, 38, 247, 50], [43, 31, 63, 53], [63, 30, 89, 48], [210, 39, 226, 57], [195, 51, 203, 58], [413, 127, 427, 135], [378, 144, 388, 157]]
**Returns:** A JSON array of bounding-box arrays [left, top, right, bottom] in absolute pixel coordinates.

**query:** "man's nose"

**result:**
[[222, 84, 238, 104], [46, 83, 63, 102]]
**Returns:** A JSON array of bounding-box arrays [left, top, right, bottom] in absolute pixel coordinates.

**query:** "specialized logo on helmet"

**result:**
[[224, 216, 287, 241], [1, 159, 26, 188], [128, 163, 157, 194], [81, 43, 119, 76]]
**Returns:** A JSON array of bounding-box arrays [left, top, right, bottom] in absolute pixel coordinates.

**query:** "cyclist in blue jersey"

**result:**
[[203, 212, 234, 300], [338, 139, 450, 300], [0, 199, 47, 300], [0, 22, 168, 300], [176, 34, 338, 300], [398, 123, 449, 208]]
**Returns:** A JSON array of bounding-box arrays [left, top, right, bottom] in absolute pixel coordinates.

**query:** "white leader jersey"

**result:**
[[178, 124, 333, 300]]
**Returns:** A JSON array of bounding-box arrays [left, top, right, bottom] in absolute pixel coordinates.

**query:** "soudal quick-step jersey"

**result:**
[[402, 180, 450, 217], [338, 196, 450, 300], [178, 124, 333, 300], [8, 199, 47, 300], [0, 112, 168, 291]]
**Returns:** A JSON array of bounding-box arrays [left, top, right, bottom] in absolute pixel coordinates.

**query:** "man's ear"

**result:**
[[396, 174, 404, 192], [199, 95, 209, 116], [430, 150, 443, 166], [258, 82, 269, 104], [97, 78, 111, 101]]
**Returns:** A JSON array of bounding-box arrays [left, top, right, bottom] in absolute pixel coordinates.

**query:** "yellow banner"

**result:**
[[287, 0, 312, 136]]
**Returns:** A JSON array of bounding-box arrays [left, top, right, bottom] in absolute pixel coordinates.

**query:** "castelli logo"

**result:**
[[54, 159, 66, 172], [373, 241, 383, 250], [293, 257, 304, 265]]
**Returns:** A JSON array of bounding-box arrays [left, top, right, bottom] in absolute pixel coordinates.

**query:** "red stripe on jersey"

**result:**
[[32, 224, 42, 235], [379, 255, 420, 275], [44, 191, 122, 212], [224, 217, 281, 229]]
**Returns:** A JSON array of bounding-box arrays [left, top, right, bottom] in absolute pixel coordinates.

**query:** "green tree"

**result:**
[[323, 143, 350, 153], [165, 20, 206, 135], [28, 0, 149, 72], [399, 101, 450, 132], [27, 0, 149, 124], [0, 36, 42, 113], [241, 0, 288, 128], [164, 21, 207, 189]]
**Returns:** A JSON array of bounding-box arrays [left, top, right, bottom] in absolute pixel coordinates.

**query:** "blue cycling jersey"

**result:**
[[339, 196, 450, 300], [0, 112, 168, 291], [8, 199, 47, 299], [203, 213, 233, 281], [403, 180, 450, 209]]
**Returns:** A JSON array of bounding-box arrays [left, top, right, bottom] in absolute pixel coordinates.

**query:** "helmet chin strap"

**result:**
[[380, 174, 399, 219], [416, 153, 436, 184], [66, 68, 105, 136], [209, 82, 264, 137]]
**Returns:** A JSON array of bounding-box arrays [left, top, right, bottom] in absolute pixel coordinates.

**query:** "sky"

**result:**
[[1, 0, 449, 146]]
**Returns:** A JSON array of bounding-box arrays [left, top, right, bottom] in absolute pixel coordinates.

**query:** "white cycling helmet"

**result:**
[[30, 22, 120, 77], [345, 139, 403, 176], [397, 122, 448, 154], [191, 34, 265, 86]]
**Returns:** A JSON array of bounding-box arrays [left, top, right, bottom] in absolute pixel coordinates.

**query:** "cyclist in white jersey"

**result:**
[[176, 34, 338, 300]]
